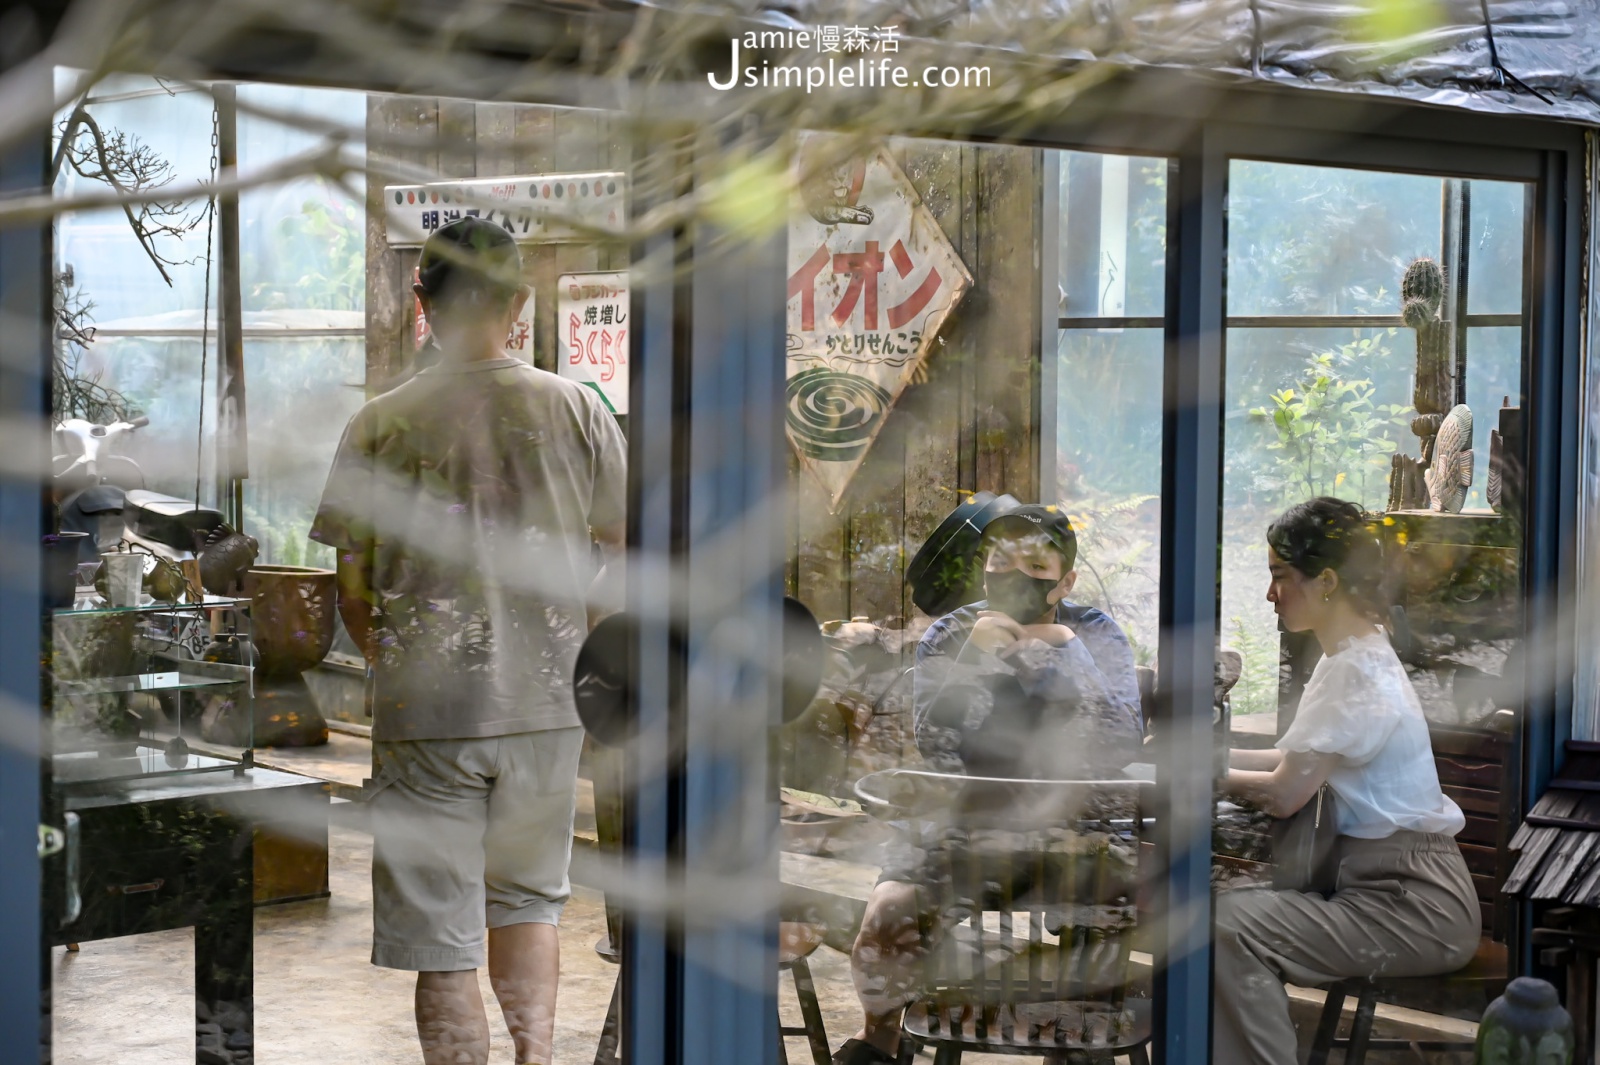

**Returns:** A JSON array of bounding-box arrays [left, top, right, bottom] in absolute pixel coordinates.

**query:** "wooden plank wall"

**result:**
[[363, 103, 1044, 630], [364, 96, 628, 392], [791, 139, 1043, 628]]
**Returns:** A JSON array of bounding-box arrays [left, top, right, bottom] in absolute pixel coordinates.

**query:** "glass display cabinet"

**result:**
[[50, 591, 255, 785], [46, 584, 328, 1065]]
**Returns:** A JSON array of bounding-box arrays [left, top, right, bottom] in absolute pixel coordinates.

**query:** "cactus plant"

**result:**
[[1401, 256, 1445, 328], [1388, 256, 1457, 511]]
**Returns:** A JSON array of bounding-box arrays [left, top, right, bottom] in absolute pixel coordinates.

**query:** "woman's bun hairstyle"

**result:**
[[1266, 497, 1386, 617]]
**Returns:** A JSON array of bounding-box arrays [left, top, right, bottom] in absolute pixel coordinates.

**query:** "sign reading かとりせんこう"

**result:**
[[557, 273, 628, 415], [786, 138, 972, 510]]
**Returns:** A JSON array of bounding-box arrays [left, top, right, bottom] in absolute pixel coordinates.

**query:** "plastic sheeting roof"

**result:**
[[772, 0, 1600, 124]]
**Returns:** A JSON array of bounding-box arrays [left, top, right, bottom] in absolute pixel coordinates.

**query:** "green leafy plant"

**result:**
[[1247, 334, 1411, 510], [1062, 492, 1160, 664], [248, 197, 364, 311], [1228, 614, 1281, 717]]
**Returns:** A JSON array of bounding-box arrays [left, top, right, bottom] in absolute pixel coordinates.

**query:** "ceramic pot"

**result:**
[[1475, 976, 1574, 1064], [244, 565, 337, 680]]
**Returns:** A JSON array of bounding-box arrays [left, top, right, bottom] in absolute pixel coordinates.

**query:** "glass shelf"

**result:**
[[52, 743, 247, 786], [57, 671, 241, 697], [55, 594, 249, 617], [51, 589, 256, 778]]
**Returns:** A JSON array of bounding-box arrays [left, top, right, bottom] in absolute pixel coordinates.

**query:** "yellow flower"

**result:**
[[1335, 472, 1347, 487]]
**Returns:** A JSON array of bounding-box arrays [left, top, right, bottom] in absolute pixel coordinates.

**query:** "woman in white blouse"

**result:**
[[1213, 497, 1479, 1065]]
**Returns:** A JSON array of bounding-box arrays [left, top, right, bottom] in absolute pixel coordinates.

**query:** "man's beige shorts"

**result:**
[[367, 727, 584, 971]]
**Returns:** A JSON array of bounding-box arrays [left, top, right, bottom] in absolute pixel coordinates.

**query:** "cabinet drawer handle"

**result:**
[[111, 879, 165, 896]]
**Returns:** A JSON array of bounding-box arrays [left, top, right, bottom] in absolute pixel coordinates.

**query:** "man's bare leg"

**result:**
[[488, 922, 561, 1065], [416, 970, 490, 1065], [846, 881, 929, 1058]]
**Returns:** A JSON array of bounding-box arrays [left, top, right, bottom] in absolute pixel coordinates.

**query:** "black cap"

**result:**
[[417, 217, 522, 304], [986, 503, 1077, 570]]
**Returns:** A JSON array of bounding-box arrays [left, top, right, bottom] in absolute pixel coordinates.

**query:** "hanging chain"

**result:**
[[194, 100, 219, 512]]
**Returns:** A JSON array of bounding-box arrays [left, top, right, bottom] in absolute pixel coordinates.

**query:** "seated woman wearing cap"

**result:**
[[1213, 497, 1477, 1065], [832, 504, 1144, 1065]]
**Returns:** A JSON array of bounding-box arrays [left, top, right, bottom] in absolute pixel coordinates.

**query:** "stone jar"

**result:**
[[244, 565, 337, 679], [1475, 977, 1574, 1065]]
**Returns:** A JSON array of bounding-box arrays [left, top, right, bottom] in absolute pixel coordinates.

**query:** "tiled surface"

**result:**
[[52, 822, 1455, 1064], [50, 823, 1052, 1064], [52, 827, 613, 1064]]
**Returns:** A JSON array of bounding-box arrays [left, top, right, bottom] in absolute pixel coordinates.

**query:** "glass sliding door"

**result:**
[[780, 136, 1176, 1064], [1216, 159, 1530, 1058]]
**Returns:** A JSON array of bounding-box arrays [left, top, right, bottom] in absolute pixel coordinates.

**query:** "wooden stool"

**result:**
[[1307, 939, 1506, 1064], [778, 922, 831, 1065]]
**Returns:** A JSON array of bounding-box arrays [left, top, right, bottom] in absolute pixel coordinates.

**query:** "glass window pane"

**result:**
[[80, 334, 211, 499], [55, 77, 216, 323], [1464, 326, 1522, 511], [1465, 181, 1525, 317], [1222, 326, 1410, 722], [1058, 152, 1167, 318], [1056, 327, 1162, 656], [1227, 162, 1442, 316], [239, 84, 367, 313], [1219, 162, 1529, 1057], [786, 138, 1169, 1065], [240, 337, 364, 567]]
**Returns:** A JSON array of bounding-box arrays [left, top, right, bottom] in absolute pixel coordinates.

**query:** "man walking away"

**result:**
[[312, 217, 627, 1065]]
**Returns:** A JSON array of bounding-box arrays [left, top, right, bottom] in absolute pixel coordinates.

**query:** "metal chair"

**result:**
[[856, 769, 1153, 1065]]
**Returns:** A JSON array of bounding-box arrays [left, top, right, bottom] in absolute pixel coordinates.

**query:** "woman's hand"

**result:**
[[1225, 749, 1338, 819]]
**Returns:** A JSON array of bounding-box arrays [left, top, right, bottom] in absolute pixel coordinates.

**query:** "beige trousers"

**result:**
[[1212, 831, 1480, 1065]]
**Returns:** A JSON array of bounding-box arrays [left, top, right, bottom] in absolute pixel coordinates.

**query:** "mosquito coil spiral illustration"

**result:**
[[786, 368, 893, 462]]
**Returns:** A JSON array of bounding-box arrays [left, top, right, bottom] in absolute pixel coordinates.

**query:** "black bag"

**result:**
[[1270, 783, 1340, 894]]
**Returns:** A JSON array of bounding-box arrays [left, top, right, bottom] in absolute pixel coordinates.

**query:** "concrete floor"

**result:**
[[51, 824, 1041, 1065], [51, 820, 1471, 1064]]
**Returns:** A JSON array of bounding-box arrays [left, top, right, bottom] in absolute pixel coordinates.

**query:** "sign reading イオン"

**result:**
[[557, 272, 629, 414], [786, 137, 972, 510]]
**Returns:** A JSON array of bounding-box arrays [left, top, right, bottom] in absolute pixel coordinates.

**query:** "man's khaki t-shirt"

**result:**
[[310, 357, 626, 741]]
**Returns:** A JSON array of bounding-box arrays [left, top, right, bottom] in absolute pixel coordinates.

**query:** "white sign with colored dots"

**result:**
[[384, 172, 626, 247]]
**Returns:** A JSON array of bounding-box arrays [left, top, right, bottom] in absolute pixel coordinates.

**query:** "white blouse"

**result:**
[[1276, 632, 1465, 839]]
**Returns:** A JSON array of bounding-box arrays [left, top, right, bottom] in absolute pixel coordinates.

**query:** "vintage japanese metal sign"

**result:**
[[385, 173, 626, 246], [786, 140, 972, 509], [557, 272, 629, 414]]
